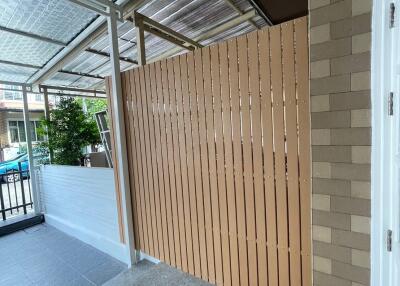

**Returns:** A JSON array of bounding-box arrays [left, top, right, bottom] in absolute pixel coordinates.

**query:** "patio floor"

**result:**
[[0, 223, 214, 286], [104, 260, 213, 286], [0, 224, 126, 285]]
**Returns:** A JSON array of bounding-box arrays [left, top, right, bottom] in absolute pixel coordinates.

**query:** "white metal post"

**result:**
[[107, 6, 136, 266], [22, 85, 40, 215], [135, 15, 146, 66], [42, 87, 54, 164]]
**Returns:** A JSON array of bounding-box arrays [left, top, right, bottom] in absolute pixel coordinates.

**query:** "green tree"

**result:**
[[38, 98, 101, 165], [75, 97, 107, 118]]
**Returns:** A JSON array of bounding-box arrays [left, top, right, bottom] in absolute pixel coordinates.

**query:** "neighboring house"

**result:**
[[0, 85, 51, 160]]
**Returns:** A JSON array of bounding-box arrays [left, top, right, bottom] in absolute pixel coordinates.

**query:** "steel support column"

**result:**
[[107, 6, 136, 266], [22, 85, 40, 215], [135, 18, 146, 66], [42, 87, 54, 164]]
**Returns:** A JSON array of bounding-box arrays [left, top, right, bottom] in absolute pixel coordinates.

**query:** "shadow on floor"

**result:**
[[0, 224, 126, 285], [104, 260, 214, 286]]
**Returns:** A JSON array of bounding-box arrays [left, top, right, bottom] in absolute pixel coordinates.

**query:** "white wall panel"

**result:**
[[38, 165, 128, 264]]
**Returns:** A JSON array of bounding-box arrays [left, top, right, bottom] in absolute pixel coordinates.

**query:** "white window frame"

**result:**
[[7, 119, 43, 146]]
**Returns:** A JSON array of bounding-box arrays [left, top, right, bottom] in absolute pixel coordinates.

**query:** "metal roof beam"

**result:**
[[39, 84, 106, 94], [85, 48, 137, 64], [0, 25, 136, 65], [0, 59, 104, 80], [223, 0, 259, 28], [0, 59, 41, 69], [58, 70, 105, 79], [46, 92, 106, 99], [0, 25, 66, 46], [132, 11, 203, 49], [150, 9, 257, 63], [0, 80, 32, 88], [68, 0, 123, 18]]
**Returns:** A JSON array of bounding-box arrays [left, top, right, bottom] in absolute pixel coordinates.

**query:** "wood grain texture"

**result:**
[[110, 16, 311, 286]]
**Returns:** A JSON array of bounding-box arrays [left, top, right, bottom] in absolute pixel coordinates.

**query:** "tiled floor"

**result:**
[[104, 260, 213, 286], [0, 224, 127, 285]]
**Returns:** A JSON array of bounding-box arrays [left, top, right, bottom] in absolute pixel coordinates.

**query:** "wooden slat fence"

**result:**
[[108, 16, 311, 286]]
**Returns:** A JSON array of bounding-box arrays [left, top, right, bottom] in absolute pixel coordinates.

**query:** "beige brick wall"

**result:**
[[309, 0, 371, 285]]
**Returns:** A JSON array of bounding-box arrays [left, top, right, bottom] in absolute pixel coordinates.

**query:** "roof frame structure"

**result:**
[[0, 59, 105, 80], [0, 0, 267, 90], [149, 9, 257, 64], [0, 24, 137, 67], [25, 0, 146, 86], [130, 11, 204, 65]]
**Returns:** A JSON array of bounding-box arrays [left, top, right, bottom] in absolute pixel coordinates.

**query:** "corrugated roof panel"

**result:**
[[0, 63, 37, 82], [0, 0, 97, 43], [69, 0, 265, 77], [0, 33, 63, 67], [1, 0, 267, 88]]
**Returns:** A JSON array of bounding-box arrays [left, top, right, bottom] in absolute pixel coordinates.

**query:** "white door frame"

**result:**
[[371, 1, 400, 285]]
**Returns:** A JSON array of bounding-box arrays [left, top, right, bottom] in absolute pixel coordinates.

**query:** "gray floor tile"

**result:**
[[0, 224, 211, 286], [0, 224, 126, 286], [104, 261, 214, 286], [84, 260, 127, 285]]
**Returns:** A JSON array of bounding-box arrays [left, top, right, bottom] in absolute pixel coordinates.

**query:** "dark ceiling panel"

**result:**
[[249, 0, 308, 25]]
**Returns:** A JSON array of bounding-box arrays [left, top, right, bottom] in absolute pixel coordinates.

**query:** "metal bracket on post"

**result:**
[[129, 11, 203, 65], [22, 85, 40, 215], [107, 5, 137, 266]]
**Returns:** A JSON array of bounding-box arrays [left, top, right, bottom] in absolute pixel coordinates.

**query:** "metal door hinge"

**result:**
[[387, 229, 393, 252], [389, 92, 394, 116], [390, 2, 396, 28]]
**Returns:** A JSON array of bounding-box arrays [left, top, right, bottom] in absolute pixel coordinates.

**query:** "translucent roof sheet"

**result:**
[[0, 0, 267, 89], [0, 0, 97, 43]]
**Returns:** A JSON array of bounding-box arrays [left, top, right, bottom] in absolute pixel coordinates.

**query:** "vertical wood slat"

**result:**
[[219, 41, 240, 286], [132, 69, 150, 255], [187, 53, 202, 277], [282, 21, 302, 286], [295, 17, 312, 286], [210, 44, 231, 286], [248, 31, 268, 286], [270, 24, 290, 286], [121, 72, 140, 251], [258, 28, 279, 286], [199, 49, 216, 283], [143, 65, 159, 259], [139, 67, 156, 257], [193, 49, 209, 280], [144, 64, 161, 259], [161, 59, 177, 266], [167, 58, 183, 269], [148, 63, 165, 260], [112, 16, 311, 286], [155, 61, 171, 263], [173, 56, 189, 272], [202, 46, 223, 284], [180, 54, 196, 275], [238, 34, 258, 286], [227, 38, 249, 286]]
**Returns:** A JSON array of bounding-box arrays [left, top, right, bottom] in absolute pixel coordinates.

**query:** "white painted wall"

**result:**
[[37, 165, 128, 264]]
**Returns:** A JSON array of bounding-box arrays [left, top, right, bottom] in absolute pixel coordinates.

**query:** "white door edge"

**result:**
[[371, 1, 400, 285]]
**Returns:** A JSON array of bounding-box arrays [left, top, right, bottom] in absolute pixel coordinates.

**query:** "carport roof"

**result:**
[[0, 0, 269, 90]]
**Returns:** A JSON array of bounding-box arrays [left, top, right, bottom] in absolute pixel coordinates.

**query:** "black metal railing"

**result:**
[[0, 162, 33, 221]]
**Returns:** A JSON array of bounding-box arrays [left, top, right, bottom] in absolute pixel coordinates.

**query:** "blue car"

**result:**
[[0, 153, 29, 183]]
